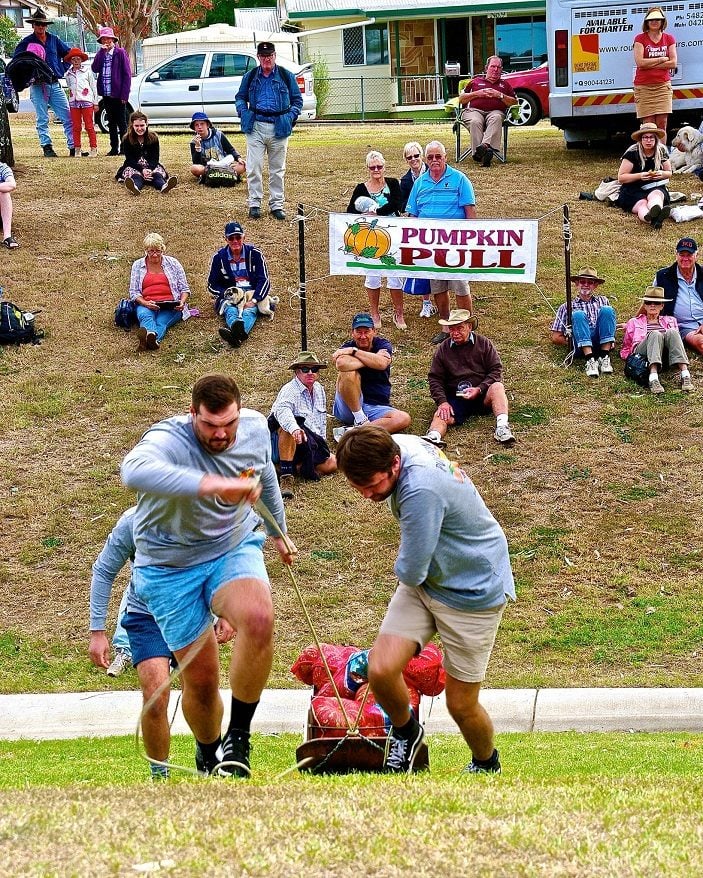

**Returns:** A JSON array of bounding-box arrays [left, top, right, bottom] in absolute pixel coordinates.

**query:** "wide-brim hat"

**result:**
[[289, 351, 327, 370], [97, 27, 119, 43], [64, 47, 89, 63], [27, 10, 53, 24], [190, 111, 210, 129], [644, 7, 665, 21], [640, 285, 672, 303], [438, 308, 478, 329], [632, 122, 665, 141], [570, 266, 605, 285]]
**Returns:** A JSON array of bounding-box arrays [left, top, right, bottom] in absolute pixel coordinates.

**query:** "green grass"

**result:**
[[1, 733, 702, 876]]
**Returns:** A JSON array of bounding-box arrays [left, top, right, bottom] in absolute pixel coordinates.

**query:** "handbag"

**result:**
[[114, 297, 137, 330], [624, 352, 650, 386]]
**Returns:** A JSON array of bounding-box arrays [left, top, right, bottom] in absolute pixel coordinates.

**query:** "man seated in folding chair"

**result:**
[[458, 56, 517, 168]]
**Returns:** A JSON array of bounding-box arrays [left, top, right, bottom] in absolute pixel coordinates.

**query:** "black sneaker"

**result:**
[[248, 206, 261, 219], [482, 148, 494, 168], [464, 749, 501, 775], [220, 729, 251, 778], [431, 331, 449, 345], [473, 143, 487, 163], [421, 433, 447, 450], [195, 740, 221, 776], [384, 721, 424, 773], [43, 144, 58, 158], [270, 208, 286, 221], [68, 147, 77, 157], [219, 326, 241, 348]]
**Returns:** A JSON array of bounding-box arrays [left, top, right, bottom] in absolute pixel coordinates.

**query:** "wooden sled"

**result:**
[[296, 709, 429, 775]]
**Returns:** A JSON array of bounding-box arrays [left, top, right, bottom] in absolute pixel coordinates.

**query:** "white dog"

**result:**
[[222, 285, 279, 320], [670, 125, 703, 174]]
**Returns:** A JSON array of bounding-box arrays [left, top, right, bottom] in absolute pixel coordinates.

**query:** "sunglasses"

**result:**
[[368, 165, 384, 171], [425, 153, 443, 160], [226, 234, 243, 240], [405, 153, 421, 160], [298, 366, 321, 373]]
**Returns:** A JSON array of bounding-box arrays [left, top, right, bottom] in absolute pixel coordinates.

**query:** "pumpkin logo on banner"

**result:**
[[342, 218, 396, 268]]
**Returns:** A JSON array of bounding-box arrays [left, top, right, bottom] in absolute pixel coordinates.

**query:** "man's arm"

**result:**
[[428, 349, 449, 405], [394, 483, 445, 586], [334, 345, 391, 372], [234, 68, 252, 115], [207, 251, 230, 297], [285, 68, 303, 117], [271, 386, 301, 435], [477, 341, 503, 394], [247, 247, 272, 301]]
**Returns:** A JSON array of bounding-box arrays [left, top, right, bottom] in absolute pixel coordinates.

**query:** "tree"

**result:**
[[158, 0, 213, 36], [0, 16, 20, 57]]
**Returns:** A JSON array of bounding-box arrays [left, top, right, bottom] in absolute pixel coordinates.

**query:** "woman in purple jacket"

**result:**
[[91, 27, 132, 156]]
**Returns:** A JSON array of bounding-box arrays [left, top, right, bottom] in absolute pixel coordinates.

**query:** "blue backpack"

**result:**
[[0, 300, 39, 344], [114, 298, 137, 330]]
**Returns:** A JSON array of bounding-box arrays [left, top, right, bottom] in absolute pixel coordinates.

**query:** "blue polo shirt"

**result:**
[[406, 165, 475, 220]]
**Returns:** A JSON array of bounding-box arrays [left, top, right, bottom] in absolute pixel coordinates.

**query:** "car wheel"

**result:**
[[96, 103, 108, 134], [508, 91, 541, 127], [5, 85, 19, 114], [0, 102, 14, 166]]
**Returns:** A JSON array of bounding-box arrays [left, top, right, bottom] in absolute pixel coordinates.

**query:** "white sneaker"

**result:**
[[598, 355, 613, 374], [419, 300, 437, 318], [585, 357, 599, 378], [332, 426, 348, 443], [494, 424, 516, 445], [681, 373, 694, 392], [106, 649, 131, 678]]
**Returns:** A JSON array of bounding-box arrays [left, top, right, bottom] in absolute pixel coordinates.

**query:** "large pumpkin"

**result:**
[[343, 222, 392, 259]]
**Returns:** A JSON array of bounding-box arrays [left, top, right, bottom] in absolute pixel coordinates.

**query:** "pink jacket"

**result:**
[[620, 313, 679, 358]]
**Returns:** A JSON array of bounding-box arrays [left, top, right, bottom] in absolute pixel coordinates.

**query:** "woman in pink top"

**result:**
[[620, 285, 692, 393], [633, 7, 677, 134]]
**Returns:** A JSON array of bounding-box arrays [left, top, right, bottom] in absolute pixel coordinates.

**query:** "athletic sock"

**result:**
[[196, 736, 223, 760], [229, 697, 259, 735], [681, 368, 691, 378], [279, 460, 294, 476], [649, 372, 659, 383], [496, 413, 508, 429], [352, 409, 368, 425], [427, 429, 442, 442], [150, 763, 169, 779], [471, 748, 500, 770], [392, 714, 420, 740]]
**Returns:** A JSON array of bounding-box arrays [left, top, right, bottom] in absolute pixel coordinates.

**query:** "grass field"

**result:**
[[2, 732, 703, 877], [2, 114, 703, 698]]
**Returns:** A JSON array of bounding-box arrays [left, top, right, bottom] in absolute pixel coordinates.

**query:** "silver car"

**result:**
[[97, 50, 316, 130]]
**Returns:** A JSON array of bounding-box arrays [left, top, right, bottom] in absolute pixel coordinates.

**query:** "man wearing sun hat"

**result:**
[[656, 237, 703, 355], [332, 312, 411, 438], [423, 309, 515, 447], [269, 352, 337, 499], [13, 9, 74, 157], [91, 27, 132, 156], [551, 266, 617, 378], [235, 41, 303, 221]]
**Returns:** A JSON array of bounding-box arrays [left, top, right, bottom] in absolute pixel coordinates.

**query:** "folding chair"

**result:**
[[453, 107, 510, 164]]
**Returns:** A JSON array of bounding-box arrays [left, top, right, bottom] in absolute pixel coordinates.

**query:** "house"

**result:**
[[1, 1, 62, 37], [277, 0, 546, 116]]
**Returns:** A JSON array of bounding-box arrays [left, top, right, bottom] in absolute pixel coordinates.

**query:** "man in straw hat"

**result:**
[[13, 10, 75, 157], [620, 285, 693, 393], [336, 423, 515, 774], [656, 237, 703, 356], [268, 351, 337, 500], [423, 308, 515, 447], [91, 27, 132, 156], [551, 267, 617, 378]]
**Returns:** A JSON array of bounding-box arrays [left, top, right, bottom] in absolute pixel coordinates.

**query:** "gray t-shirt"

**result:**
[[121, 408, 286, 568]]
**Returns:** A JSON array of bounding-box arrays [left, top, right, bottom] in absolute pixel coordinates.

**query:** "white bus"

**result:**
[[547, 0, 703, 144]]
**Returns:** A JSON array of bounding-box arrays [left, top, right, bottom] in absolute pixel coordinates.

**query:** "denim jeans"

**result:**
[[136, 304, 183, 341], [30, 82, 74, 149], [223, 302, 258, 337], [112, 586, 131, 655], [571, 306, 616, 355]]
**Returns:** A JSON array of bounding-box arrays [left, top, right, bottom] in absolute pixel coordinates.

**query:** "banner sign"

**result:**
[[329, 214, 538, 284]]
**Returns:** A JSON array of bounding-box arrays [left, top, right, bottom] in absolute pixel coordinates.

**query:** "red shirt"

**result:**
[[463, 74, 515, 113], [142, 271, 173, 303], [634, 32, 675, 85]]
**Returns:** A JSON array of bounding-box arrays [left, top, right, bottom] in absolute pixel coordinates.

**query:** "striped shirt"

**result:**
[[551, 295, 612, 334]]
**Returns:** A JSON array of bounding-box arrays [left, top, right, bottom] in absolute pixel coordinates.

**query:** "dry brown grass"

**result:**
[[2, 115, 702, 692]]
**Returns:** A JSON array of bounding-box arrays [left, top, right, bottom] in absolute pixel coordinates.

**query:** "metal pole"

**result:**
[[563, 204, 572, 332], [298, 203, 307, 351]]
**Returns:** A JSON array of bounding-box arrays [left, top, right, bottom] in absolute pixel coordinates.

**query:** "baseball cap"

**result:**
[[257, 42, 276, 56], [225, 221, 244, 237], [676, 237, 698, 254], [352, 312, 375, 329]]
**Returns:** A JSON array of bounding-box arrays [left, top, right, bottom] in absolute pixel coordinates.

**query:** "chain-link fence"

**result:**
[[315, 75, 451, 120]]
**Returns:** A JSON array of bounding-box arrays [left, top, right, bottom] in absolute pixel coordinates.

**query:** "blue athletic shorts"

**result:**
[[333, 392, 393, 425], [121, 611, 175, 668], [132, 530, 268, 652]]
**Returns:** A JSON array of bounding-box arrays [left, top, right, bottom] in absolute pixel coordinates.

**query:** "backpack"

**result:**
[[114, 298, 137, 330], [0, 300, 38, 344]]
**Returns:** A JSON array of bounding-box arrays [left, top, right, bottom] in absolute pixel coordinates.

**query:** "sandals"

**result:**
[[3, 236, 18, 249]]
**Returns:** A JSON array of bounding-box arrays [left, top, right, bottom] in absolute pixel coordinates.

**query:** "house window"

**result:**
[[3, 8, 23, 28], [495, 17, 547, 72], [343, 24, 389, 67]]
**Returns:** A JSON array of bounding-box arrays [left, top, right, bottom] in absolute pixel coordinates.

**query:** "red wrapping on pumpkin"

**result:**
[[291, 643, 359, 696], [402, 642, 446, 696], [309, 695, 390, 739]]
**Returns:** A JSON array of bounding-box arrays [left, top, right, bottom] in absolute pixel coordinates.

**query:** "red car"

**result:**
[[501, 62, 549, 127]]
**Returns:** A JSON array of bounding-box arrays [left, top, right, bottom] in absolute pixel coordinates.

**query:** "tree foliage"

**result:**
[[0, 16, 20, 56]]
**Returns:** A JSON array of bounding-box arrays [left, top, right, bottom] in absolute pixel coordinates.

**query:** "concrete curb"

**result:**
[[1, 688, 702, 740]]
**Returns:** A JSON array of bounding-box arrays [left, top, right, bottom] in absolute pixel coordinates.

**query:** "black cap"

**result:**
[[257, 42, 275, 56]]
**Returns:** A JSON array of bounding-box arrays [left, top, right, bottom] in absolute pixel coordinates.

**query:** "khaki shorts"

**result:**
[[380, 583, 505, 682], [429, 279, 471, 297]]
